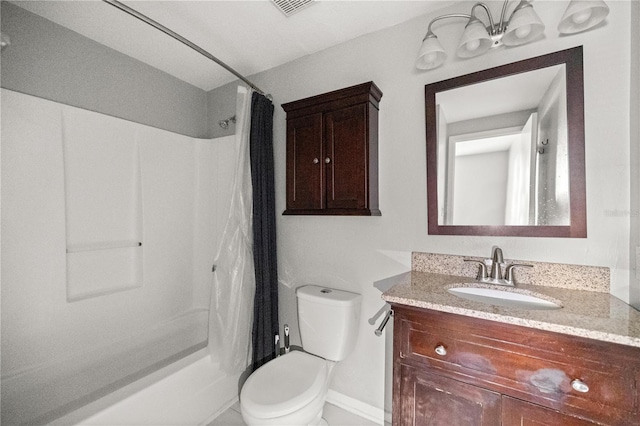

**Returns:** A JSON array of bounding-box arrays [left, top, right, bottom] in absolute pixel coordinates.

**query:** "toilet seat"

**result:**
[[241, 351, 328, 419]]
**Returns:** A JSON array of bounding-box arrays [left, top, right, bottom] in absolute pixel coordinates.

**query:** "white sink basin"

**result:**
[[447, 286, 562, 310]]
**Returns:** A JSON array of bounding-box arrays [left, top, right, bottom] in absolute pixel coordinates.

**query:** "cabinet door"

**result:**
[[395, 364, 501, 426], [502, 397, 600, 426], [324, 103, 367, 210], [286, 113, 324, 211]]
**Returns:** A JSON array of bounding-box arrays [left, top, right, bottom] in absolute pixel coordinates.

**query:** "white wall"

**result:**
[[230, 0, 634, 416]]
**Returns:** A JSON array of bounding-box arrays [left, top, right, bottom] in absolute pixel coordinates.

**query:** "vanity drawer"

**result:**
[[394, 307, 640, 424]]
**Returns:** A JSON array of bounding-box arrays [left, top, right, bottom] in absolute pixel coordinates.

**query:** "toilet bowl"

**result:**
[[240, 351, 335, 426], [239, 285, 361, 426]]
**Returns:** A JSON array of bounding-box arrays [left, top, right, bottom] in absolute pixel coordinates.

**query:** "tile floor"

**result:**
[[208, 401, 388, 426]]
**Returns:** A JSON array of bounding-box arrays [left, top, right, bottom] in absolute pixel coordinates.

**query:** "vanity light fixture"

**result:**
[[558, 0, 609, 34], [415, 0, 609, 71]]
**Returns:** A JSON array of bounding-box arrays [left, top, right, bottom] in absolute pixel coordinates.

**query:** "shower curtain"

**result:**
[[249, 93, 278, 371], [208, 88, 278, 374], [209, 86, 255, 373]]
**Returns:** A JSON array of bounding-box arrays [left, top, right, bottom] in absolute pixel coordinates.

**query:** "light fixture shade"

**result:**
[[558, 0, 609, 34], [503, 1, 545, 46], [456, 18, 492, 58], [416, 33, 447, 70]]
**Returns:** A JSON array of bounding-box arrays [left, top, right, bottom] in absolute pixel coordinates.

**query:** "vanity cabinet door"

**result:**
[[395, 364, 501, 426], [502, 397, 600, 426]]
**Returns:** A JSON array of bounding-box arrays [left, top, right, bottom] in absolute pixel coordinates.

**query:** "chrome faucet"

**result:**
[[464, 247, 532, 286], [490, 247, 504, 280]]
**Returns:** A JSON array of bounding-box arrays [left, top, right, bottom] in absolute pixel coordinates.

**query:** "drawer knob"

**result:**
[[571, 379, 589, 393], [313, 158, 319, 164], [434, 345, 447, 356], [325, 157, 331, 164]]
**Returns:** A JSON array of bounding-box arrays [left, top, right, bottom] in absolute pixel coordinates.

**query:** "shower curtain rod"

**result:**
[[102, 0, 267, 96]]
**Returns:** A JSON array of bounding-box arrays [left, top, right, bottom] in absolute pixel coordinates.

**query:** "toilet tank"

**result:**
[[296, 286, 361, 362]]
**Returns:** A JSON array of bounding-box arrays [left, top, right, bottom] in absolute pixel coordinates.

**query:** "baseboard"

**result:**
[[326, 389, 385, 425]]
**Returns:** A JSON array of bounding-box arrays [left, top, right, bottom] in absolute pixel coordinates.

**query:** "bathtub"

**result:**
[[56, 349, 241, 425], [2, 309, 239, 425]]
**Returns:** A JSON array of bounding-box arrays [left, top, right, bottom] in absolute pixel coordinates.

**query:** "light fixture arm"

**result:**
[[423, 0, 517, 39], [498, 0, 512, 32], [424, 13, 471, 40], [503, 0, 535, 26], [470, 3, 497, 33], [471, 0, 526, 35]]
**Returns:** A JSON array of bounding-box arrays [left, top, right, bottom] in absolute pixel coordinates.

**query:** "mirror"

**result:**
[[426, 46, 586, 237]]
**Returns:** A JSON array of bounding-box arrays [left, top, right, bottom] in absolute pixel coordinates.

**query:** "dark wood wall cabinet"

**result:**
[[282, 82, 382, 216], [391, 304, 640, 426]]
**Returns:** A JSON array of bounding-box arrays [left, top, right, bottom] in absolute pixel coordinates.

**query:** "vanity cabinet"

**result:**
[[391, 304, 640, 426], [281, 82, 382, 216], [502, 397, 600, 425], [399, 364, 502, 424]]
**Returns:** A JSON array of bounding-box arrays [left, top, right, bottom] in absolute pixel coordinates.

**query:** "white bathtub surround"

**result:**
[[1, 89, 236, 424], [53, 350, 241, 426], [62, 106, 143, 301]]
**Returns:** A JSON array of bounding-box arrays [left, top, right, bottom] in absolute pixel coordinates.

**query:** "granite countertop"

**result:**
[[382, 270, 640, 349]]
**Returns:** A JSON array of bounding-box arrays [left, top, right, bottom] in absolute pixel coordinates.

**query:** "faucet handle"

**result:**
[[505, 263, 533, 284], [464, 259, 488, 280]]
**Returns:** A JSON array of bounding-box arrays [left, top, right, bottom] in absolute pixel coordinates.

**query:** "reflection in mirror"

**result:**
[[437, 65, 568, 226], [426, 47, 586, 237]]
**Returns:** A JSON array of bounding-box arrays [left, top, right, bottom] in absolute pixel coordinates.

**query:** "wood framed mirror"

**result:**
[[426, 46, 586, 237]]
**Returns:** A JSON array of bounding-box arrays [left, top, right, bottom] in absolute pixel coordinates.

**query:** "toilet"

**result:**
[[240, 285, 361, 426]]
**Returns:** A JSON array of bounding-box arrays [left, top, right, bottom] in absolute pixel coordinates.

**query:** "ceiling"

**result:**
[[12, 0, 457, 92]]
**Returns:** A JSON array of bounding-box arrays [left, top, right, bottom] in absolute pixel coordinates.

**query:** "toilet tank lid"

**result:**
[[296, 286, 361, 306]]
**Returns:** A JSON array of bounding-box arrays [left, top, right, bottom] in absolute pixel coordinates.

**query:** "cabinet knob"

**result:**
[[434, 345, 447, 356], [571, 379, 589, 393], [325, 157, 331, 164], [313, 158, 319, 164]]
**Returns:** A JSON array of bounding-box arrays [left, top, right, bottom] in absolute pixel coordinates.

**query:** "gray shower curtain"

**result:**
[[249, 92, 278, 371]]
